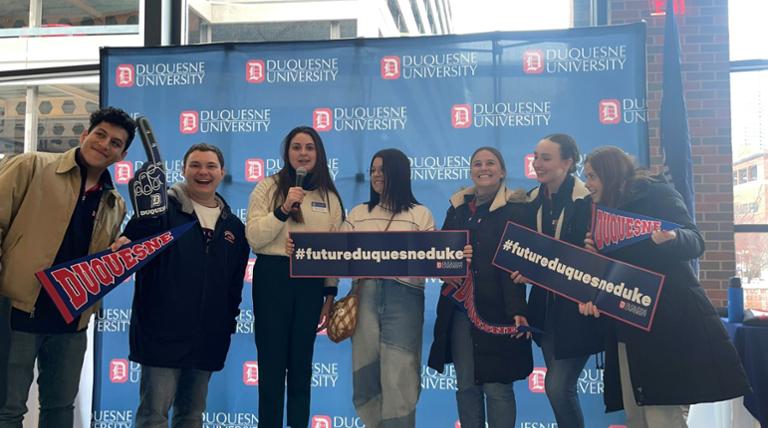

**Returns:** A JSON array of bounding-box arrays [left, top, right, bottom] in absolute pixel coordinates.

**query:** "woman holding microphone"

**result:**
[[246, 126, 345, 428], [579, 146, 748, 427], [429, 146, 533, 428]]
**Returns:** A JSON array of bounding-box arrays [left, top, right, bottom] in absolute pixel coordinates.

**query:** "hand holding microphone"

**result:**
[[281, 167, 307, 214]]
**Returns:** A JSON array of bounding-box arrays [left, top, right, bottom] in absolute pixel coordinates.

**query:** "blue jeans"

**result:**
[[135, 365, 212, 428], [451, 310, 516, 428], [540, 330, 589, 428], [0, 330, 87, 428], [352, 279, 424, 428]]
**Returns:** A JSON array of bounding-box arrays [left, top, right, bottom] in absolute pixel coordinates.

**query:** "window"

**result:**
[[0, 82, 98, 157], [0, 0, 139, 37], [730, 0, 768, 307]]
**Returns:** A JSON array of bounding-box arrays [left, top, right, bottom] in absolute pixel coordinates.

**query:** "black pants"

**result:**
[[252, 255, 324, 428], [0, 296, 11, 408]]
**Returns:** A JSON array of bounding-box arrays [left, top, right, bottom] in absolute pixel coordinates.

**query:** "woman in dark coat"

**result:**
[[512, 133, 604, 428], [581, 146, 750, 427], [428, 147, 533, 428]]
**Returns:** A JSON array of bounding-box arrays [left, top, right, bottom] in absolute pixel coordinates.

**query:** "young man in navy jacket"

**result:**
[[113, 143, 249, 428]]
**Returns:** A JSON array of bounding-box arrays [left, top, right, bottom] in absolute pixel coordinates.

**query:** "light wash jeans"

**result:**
[[618, 342, 688, 428], [0, 330, 87, 428], [450, 309, 517, 428], [135, 365, 212, 428], [351, 279, 424, 428], [539, 322, 590, 428]]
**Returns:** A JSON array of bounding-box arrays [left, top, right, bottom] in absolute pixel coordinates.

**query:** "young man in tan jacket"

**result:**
[[0, 107, 136, 427]]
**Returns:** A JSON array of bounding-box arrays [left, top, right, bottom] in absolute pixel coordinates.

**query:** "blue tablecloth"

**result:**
[[723, 319, 768, 427]]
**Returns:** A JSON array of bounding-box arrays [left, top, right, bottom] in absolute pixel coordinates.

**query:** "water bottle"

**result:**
[[728, 277, 744, 323]]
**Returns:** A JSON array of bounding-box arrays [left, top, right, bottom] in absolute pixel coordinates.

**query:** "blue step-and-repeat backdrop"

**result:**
[[95, 23, 647, 428]]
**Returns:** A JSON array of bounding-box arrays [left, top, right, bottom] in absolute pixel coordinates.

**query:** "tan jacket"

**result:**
[[0, 148, 126, 330]]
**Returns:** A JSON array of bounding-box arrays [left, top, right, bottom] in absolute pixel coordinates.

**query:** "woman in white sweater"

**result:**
[[344, 148, 434, 428], [246, 126, 344, 428]]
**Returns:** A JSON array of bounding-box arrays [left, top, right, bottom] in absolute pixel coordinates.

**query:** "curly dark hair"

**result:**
[[88, 107, 137, 151]]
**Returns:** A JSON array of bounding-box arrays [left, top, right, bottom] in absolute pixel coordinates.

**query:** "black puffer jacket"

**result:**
[[527, 176, 605, 359], [124, 183, 249, 371], [428, 185, 533, 384], [601, 175, 750, 410]]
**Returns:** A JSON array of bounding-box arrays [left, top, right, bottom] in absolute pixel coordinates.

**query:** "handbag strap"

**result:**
[[383, 210, 396, 231]]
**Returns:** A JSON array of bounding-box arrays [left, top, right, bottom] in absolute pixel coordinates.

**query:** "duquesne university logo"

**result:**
[[246, 58, 339, 84], [179, 108, 271, 134], [452, 101, 551, 128], [381, 56, 401, 79], [246, 59, 265, 83], [115, 62, 206, 87], [113, 161, 134, 184], [599, 98, 647, 125], [243, 361, 259, 386], [313, 108, 333, 132], [528, 367, 547, 393], [115, 64, 135, 87], [109, 358, 129, 383], [599, 99, 621, 124], [380, 53, 478, 80], [245, 158, 265, 182], [523, 50, 544, 74], [451, 104, 471, 128], [311, 415, 331, 428], [180, 111, 199, 134], [313, 106, 407, 132]]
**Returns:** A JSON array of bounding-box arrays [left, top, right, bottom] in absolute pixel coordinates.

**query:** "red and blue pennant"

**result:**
[[35, 222, 194, 324], [591, 203, 681, 253]]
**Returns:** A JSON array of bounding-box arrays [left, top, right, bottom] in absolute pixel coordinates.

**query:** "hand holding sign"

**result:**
[[129, 116, 167, 218]]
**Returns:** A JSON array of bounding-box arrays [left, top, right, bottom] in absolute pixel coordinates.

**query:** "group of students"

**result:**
[[0, 107, 750, 428]]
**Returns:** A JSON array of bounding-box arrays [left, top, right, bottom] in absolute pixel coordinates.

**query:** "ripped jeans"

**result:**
[[351, 279, 425, 428]]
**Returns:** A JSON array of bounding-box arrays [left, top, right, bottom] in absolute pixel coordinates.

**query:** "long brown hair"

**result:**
[[585, 146, 646, 208], [271, 126, 344, 223]]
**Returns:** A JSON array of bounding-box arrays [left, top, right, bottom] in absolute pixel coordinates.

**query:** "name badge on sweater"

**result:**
[[311, 201, 328, 213]]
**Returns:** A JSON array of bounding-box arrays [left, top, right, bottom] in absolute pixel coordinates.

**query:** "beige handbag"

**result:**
[[327, 288, 359, 343], [327, 211, 396, 343]]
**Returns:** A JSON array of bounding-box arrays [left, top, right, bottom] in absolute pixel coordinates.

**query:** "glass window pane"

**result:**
[[0, 86, 26, 158], [35, 84, 98, 153], [0, 0, 30, 29], [41, 0, 138, 27], [732, 70, 768, 225], [736, 233, 768, 307], [729, 0, 768, 61]]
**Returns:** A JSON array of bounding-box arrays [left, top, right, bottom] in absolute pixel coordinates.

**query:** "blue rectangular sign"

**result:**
[[492, 221, 664, 331], [290, 231, 468, 278]]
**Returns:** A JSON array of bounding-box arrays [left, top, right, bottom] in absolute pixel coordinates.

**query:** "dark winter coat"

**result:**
[[124, 183, 249, 372], [527, 176, 605, 359], [601, 175, 750, 410], [428, 185, 533, 384]]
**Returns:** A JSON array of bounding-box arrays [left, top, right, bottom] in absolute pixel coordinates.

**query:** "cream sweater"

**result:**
[[246, 175, 344, 256], [342, 202, 435, 287]]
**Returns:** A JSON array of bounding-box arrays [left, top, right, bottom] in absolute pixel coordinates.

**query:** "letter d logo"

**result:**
[[599, 99, 621, 125], [115, 64, 135, 87], [381, 56, 401, 79], [451, 104, 471, 128], [246, 59, 265, 83], [179, 111, 199, 134], [311, 415, 331, 428], [313, 108, 333, 132]]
